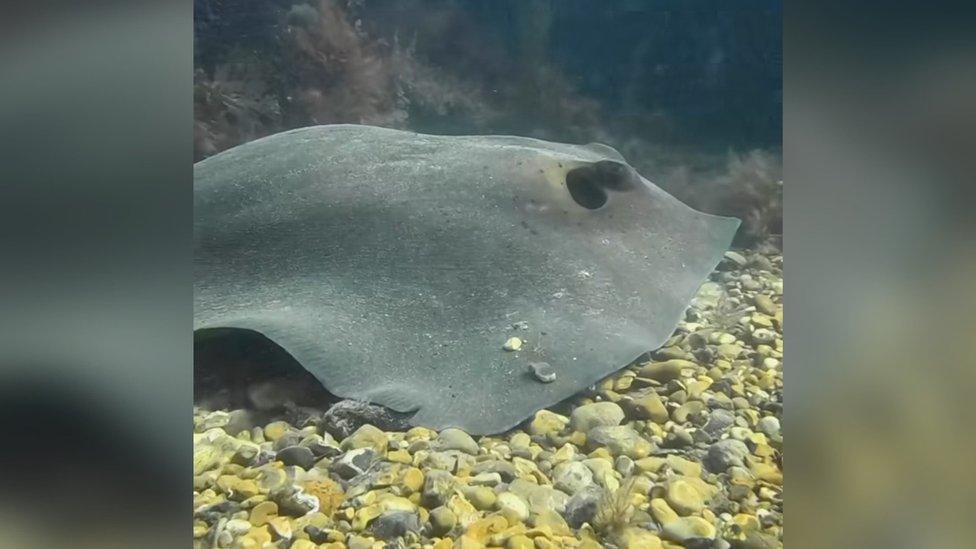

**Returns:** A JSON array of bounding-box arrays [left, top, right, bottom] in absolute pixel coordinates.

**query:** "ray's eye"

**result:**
[[566, 168, 608, 209], [565, 160, 637, 210]]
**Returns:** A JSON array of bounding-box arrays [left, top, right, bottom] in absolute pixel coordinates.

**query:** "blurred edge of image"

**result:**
[[0, 1, 973, 548]]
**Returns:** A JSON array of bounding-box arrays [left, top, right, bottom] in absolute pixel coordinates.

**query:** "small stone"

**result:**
[[263, 421, 291, 442], [756, 416, 781, 438], [723, 251, 748, 266], [650, 498, 679, 525], [341, 424, 389, 455], [702, 409, 736, 435], [672, 400, 707, 424], [508, 478, 568, 515], [249, 501, 278, 526], [552, 461, 594, 495], [266, 515, 293, 540], [618, 528, 664, 549], [225, 518, 252, 536], [614, 455, 635, 477], [369, 510, 421, 540], [290, 540, 318, 549], [432, 428, 480, 455], [571, 402, 625, 432], [666, 455, 702, 478], [422, 470, 457, 508], [661, 516, 717, 541], [496, 492, 530, 523], [428, 505, 456, 536], [587, 425, 652, 459], [526, 410, 569, 437], [333, 448, 377, 479], [463, 485, 497, 511], [401, 467, 424, 494], [624, 391, 669, 424], [469, 472, 502, 487], [639, 360, 695, 382], [562, 484, 602, 528], [529, 361, 557, 383], [507, 534, 534, 549], [704, 439, 750, 473], [665, 479, 705, 515], [503, 337, 523, 351], [277, 445, 315, 470]]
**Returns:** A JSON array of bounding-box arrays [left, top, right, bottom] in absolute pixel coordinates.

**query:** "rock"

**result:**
[[702, 409, 736, 436], [526, 410, 569, 437], [432, 428, 480, 455], [508, 478, 569, 515], [290, 540, 318, 549], [422, 470, 457, 508], [463, 485, 496, 511], [496, 492, 530, 523], [756, 416, 781, 438], [470, 460, 517, 483], [507, 534, 534, 549], [571, 402, 625, 432], [639, 360, 695, 382], [730, 530, 780, 549], [562, 484, 603, 528], [263, 421, 291, 442], [266, 515, 293, 540], [615, 455, 635, 477], [723, 251, 748, 267], [428, 505, 456, 536], [751, 329, 776, 345], [663, 427, 694, 449], [273, 487, 320, 517], [529, 361, 557, 383], [552, 461, 594, 495], [333, 448, 377, 479], [322, 400, 411, 440], [666, 455, 702, 478], [665, 479, 705, 515], [753, 295, 777, 315], [469, 472, 502, 487], [672, 400, 707, 424], [503, 337, 523, 351], [369, 510, 421, 539], [624, 391, 669, 424], [587, 425, 652, 459], [650, 497, 679, 526], [340, 424, 389, 455], [249, 500, 278, 526], [618, 527, 664, 549], [704, 439, 750, 472], [277, 445, 315, 469], [661, 516, 717, 541]]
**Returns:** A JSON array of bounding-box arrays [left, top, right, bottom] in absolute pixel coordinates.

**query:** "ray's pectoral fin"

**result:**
[[565, 160, 640, 210]]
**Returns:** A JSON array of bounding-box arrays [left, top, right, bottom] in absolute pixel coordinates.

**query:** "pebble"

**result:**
[[662, 516, 717, 541], [276, 445, 315, 470], [665, 479, 705, 515], [428, 505, 456, 536], [638, 360, 695, 382], [370, 510, 422, 539], [432, 428, 480, 455], [496, 492, 530, 523], [552, 460, 594, 495], [587, 425, 652, 458], [529, 361, 557, 383], [704, 439, 750, 472], [191, 247, 783, 548], [756, 416, 781, 438], [570, 402, 625, 432], [503, 337, 523, 351]]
